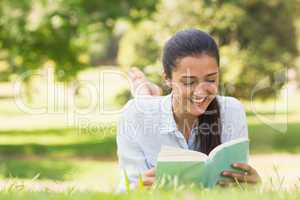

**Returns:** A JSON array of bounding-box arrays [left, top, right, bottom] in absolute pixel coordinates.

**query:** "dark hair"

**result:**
[[162, 28, 221, 155]]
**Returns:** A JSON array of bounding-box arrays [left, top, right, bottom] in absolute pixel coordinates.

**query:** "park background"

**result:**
[[0, 0, 300, 198]]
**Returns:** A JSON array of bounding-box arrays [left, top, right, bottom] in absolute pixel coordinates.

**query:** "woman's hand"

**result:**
[[128, 67, 162, 96], [218, 162, 261, 187], [142, 168, 156, 188]]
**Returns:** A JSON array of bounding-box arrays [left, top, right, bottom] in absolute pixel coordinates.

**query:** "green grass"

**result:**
[[249, 122, 300, 154], [0, 159, 117, 181], [0, 121, 298, 190], [0, 187, 300, 200], [1, 120, 299, 160], [0, 159, 119, 191], [0, 159, 75, 181], [0, 127, 116, 158]]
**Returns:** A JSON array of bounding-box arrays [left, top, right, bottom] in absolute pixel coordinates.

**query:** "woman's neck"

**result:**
[[172, 99, 199, 141]]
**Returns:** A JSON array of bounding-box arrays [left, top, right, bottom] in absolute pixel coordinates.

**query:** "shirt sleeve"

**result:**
[[236, 102, 248, 139], [221, 97, 249, 142], [116, 99, 149, 192]]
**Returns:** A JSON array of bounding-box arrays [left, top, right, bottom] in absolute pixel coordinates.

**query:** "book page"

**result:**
[[208, 137, 249, 159], [205, 138, 249, 187], [158, 145, 208, 162]]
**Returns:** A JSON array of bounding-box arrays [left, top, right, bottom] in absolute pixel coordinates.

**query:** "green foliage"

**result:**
[[0, 0, 158, 81], [118, 21, 161, 70], [114, 88, 132, 107], [117, 0, 299, 100]]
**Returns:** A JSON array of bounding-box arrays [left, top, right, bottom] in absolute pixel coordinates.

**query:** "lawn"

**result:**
[[1, 121, 299, 160], [0, 186, 300, 200], [0, 68, 299, 197]]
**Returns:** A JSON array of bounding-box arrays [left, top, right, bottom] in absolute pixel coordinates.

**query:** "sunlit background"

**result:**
[[0, 0, 300, 193]]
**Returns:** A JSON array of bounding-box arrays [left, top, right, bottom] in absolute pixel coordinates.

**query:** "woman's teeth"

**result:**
[[191, 96, 207, 103]]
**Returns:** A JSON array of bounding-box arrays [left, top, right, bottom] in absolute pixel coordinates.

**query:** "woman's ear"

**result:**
[[163, 72, 171, 88]]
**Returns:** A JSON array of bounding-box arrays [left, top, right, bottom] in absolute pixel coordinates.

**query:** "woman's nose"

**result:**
[[193, 82, 208, 95], [193, 82, 217, 96]]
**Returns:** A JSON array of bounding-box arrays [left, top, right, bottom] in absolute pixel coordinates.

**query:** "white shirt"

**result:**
[[116, 93, 248, 191]]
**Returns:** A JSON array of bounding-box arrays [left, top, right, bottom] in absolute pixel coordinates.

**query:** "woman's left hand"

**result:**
[[218, 162, 261, 187]]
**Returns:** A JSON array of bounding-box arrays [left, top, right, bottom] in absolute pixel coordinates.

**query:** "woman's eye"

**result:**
[[183, 81, 195, 86], [206, 80, 216, 83]]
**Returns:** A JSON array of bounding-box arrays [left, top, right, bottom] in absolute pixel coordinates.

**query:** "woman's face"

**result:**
[[167, 54, 219, 117]]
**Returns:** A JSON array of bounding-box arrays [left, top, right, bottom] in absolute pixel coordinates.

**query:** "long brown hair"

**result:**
[[162, 28, 221, 155], [195, 98, 221, 155]]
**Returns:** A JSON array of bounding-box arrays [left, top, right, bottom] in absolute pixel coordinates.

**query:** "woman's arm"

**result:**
[[116, 100, 151, 191]]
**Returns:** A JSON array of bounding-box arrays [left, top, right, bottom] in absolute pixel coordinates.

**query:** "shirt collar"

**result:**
[[159, 93, 178, 133], [159, 93, 199, 141]]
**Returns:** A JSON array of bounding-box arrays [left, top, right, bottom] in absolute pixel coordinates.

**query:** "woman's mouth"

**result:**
[[190, 96, 208, 104], [186, 95, 211, 114]]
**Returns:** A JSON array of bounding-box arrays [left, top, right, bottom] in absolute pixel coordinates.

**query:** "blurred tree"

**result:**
[[295, 0, 300, 85], [0, 0, 158, 83], [117, 0, 298, 100], [118, 21, 161, 70]]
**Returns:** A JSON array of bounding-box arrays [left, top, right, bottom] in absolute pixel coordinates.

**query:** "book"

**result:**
[[156, 138, 249, 188]]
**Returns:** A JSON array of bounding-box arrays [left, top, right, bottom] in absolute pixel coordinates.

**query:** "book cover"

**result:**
[[156, 138, 249, 188]]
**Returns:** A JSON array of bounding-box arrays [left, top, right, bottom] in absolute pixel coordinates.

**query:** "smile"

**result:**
[[190, 96, 208, 104]]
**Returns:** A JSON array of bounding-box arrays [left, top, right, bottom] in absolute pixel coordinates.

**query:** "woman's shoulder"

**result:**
[[120, 94, 170, 118], [216, 96, 245, 112], [216, 96, 248, 141], [216, 95, 247, 123], [118, 95, 171, 140]]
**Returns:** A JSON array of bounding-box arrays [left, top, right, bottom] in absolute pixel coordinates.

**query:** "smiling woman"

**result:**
[[116, 28, 261, 191]]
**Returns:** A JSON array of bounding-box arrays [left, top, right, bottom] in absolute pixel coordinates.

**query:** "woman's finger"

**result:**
[[222, 171, 247, 182], [143, 177, 155, 186], [232, 163, 261, 183], [232, 162, 256, 174], [222, 170, 259, 184], [144, 168, 155, 177]]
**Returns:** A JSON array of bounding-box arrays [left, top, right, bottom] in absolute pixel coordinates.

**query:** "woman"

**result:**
[[117, 28, 260, 191]]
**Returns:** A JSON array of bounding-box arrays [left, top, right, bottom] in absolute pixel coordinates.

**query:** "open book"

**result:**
[[156, 138, 249, 187]]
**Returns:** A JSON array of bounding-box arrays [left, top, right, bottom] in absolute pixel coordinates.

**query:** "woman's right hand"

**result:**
[[142, 168, 156, 188]]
